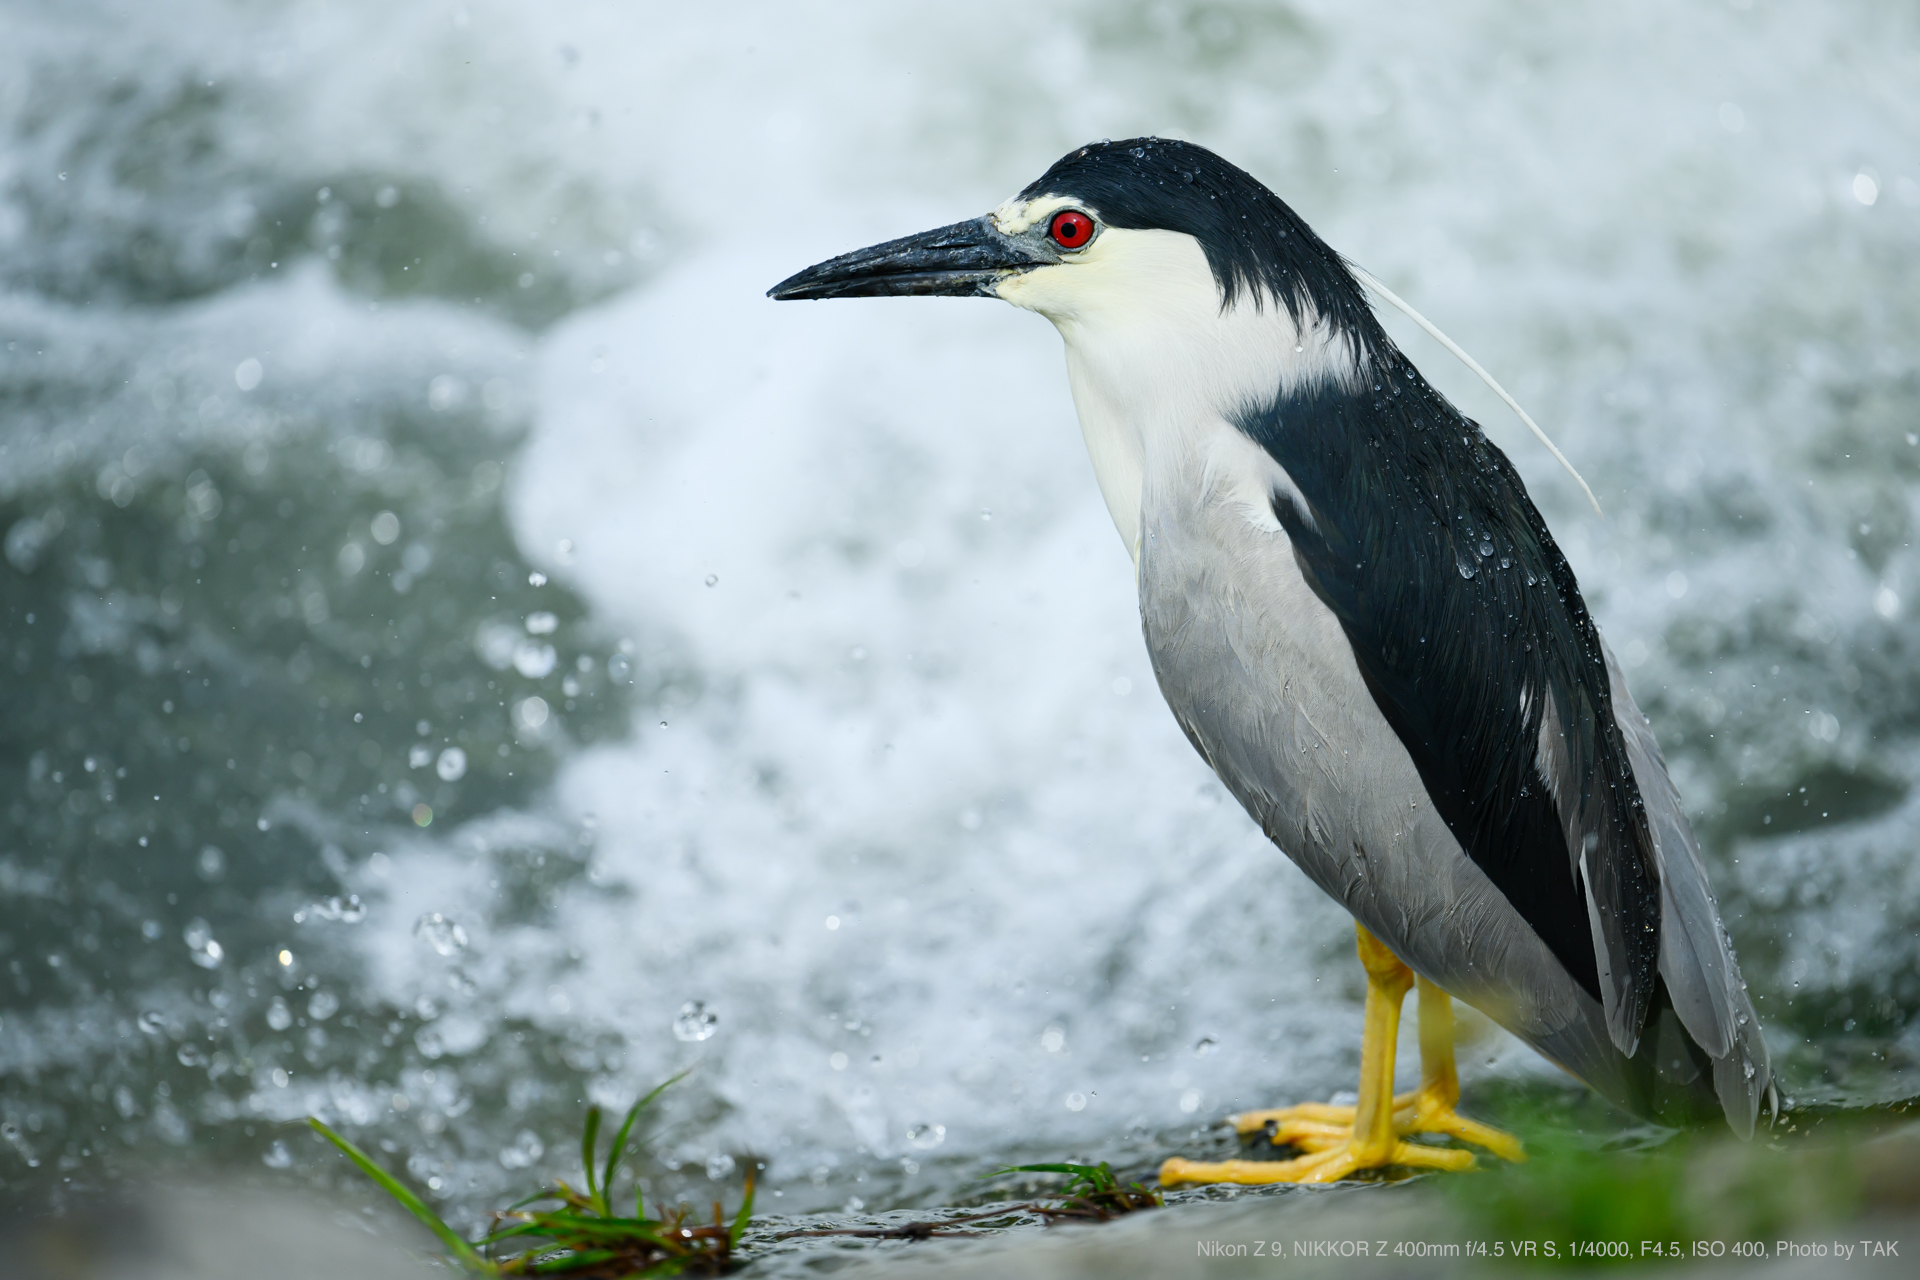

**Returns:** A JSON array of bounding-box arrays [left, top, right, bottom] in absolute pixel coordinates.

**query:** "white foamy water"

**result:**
[[2, 0, 1917, 1228]]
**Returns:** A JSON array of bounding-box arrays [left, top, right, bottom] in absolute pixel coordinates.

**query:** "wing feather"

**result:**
[[1239, 353, 1663, 1053], [1600, 639, 1774, 1133]]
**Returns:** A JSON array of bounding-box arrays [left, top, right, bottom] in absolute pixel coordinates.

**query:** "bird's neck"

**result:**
[[1052, 298, 1361, 568]]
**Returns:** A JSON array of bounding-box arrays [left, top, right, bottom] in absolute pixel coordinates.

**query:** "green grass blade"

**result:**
[[516, 1214, 671, 1241], [729, 1169, 756, 1247], [987, 1162, 1100, 1179], [308, 1118, 494, 1274], [504, 1190, 564, 1213], [528, 1249, 620, 1274], [601, 1069, 692, 1211], [580, 1107, 603, 1213]]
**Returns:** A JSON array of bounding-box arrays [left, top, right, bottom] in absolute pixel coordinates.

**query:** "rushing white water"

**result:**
[[2, 0, 1916, 1229]]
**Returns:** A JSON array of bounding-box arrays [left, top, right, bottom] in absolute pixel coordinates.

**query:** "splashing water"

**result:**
[[1, 0, 1917, 1236]]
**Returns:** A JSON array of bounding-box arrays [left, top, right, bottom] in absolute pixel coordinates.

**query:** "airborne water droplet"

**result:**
[[907, 1122, 946, 1149], [674, 1000, 718, 1042], [1193, 1036, 1219, 1056], [414, 913, 469, 956]]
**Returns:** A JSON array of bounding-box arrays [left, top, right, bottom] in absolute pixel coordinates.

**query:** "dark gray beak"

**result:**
[[767, 216, 1047, 301]]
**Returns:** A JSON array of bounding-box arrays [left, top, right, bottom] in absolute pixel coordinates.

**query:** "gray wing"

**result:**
[[1601, 639, 1775, 1136], [1135, 452, 1775, 1133]]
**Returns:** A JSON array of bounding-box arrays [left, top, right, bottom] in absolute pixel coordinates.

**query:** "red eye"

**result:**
[[1049, 209, 1094, 249]]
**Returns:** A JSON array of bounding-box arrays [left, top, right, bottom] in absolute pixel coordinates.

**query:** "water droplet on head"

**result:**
[[674, 1000, 718, 1042], [1458, 559, 1477, 580], [1479, 539, 1494, 559]]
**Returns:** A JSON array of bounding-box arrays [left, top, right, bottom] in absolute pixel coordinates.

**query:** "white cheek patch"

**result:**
[[990, 193, 1082, 237], [1000, 226, 1361, 392]]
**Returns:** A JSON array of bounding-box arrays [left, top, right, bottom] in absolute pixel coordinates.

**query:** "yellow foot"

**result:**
[[1231, 1085, 1526, 1165], [1400, 1084, 1527, 1164], [1163, 927, 1524, 1189], [1160, 1134, 1474, 1186]]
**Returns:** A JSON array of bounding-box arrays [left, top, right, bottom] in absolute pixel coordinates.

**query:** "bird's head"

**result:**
[[769, 138, 1382, 399]]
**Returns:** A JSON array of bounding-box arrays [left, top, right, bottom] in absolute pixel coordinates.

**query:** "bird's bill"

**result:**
[[767, 216, 1043, 301]]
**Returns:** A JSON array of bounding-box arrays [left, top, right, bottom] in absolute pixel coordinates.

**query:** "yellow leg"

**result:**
[[1160, 924, 1475, 1185], [1401, 977, 1526, 1163], [1159, 925, 1522, 1186], [1227, 975, 1523, 1162]]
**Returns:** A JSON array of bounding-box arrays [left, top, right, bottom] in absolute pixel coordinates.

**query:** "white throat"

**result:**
[[995, 224, 1358, 565]]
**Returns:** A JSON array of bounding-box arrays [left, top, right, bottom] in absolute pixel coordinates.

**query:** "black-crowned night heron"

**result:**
[[769, 138, 1773, 1184]]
